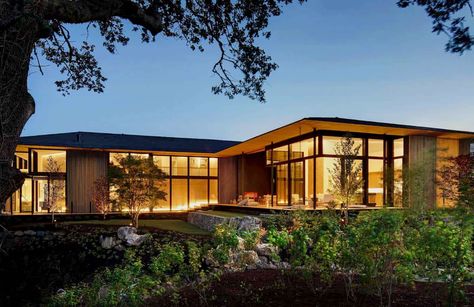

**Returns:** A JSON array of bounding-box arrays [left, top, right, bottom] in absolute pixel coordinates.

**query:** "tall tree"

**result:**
[[0, 0, 306, 208], [109, 154, 167, 227]]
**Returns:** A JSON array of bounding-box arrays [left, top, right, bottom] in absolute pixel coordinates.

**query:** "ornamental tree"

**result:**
[[91, 176, 111, 219], [108, 154, 167, 227], [328, 136, 364, 222], [438, 154, 474, 208]]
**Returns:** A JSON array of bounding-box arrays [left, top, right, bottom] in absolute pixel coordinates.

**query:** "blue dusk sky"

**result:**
[[25, 1, 474, 141]]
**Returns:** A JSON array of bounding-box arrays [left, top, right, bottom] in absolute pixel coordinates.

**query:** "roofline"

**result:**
[[19, 131, 239, 144], [304, 117, 474, 135]]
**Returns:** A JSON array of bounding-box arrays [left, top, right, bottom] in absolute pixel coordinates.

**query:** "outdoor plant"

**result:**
[[240, 230, 261, 250], [44, 156, 66, 224], [408, 210, 474, 306], [438, 154, 474, 209], [351, 210, 416, 307], [108, 154, 168, 228], [150, 243, 185, 281], [328, 135, 364, 222], [92, 176, 111, 219]]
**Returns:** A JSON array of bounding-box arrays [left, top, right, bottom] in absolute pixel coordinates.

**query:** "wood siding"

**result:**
[[407, 136, 437, 208], [218, 157, 238, 203], [67, 150, 108, 213], [238, 152, 271, 198], [459, 138, 473, 155]]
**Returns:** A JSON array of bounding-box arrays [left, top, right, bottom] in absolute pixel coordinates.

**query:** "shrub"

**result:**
[[289, 227, 311, 267], [213, 224, 239, 249], [266, 227, 291, 250], [351, 210, 416, 307], [240, 230, 261, 250], [150, 243, 185, 280]]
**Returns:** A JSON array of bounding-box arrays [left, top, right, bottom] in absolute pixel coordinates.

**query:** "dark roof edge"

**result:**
[[19, 131, 240, 144], [305, 117, 474, 135]]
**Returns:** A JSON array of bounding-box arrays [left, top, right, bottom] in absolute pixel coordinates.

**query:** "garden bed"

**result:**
[[150, 269, 474, 306]]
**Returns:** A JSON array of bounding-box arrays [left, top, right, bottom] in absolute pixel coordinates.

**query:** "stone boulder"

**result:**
[[117, 226, 149, 246], [229, 216, 262, 232], [100, 236, 118, 249], [233, 250, 259, 267], [187, 212, 227, 231], [255, 243, 278, 257], [24, 230, 36, 236]]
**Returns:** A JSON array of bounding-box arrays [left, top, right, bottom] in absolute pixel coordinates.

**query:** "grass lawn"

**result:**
[[199, 210, 249, 218], [64, 219, 209, 235]]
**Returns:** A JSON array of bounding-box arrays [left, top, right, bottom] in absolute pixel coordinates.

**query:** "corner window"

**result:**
[[31, 149, 66, 173]]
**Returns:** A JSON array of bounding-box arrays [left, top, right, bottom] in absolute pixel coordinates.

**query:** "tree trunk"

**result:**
[[0, 14, 41, 210]]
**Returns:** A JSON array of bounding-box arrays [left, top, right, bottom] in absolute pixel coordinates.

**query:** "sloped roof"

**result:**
[[19, 132, 240, 154]]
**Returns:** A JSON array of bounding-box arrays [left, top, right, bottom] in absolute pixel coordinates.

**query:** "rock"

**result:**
[[237, 236, 245, 250], [100, 236, 117, 249], [117, 226, 149, 246], [36, 231, 45, 237], [24, 230, 36, 236], [257, 262, 277, 270], [233, 250, 259, 267], [117, 226, 137, 240], [229, 216, 262, 232], [255, 243, 278, 257], [276, 262, 291, 270], [14, 231, 24, 236], [258, 256, 269, 264], [124, 233, 149, 246], [187, 212, 227, 231]]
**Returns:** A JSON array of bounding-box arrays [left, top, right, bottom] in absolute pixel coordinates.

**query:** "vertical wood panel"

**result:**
[[67, 151, 108, 213], [218, 157, 238, 203], [408, 136, 436, 208]]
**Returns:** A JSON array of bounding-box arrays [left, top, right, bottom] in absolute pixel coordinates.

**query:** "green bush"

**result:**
[[240, 230, 261, 250], [213, 224, 239, 249], [150, 243, 185, 280], [266, 227, 291, 250]]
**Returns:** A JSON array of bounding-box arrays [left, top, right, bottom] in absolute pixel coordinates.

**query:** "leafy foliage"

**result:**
[[438, 154, 474, 208], [108, 154, 167, 227], [328, 136, 364, 221], [397, 0, 474, 54], [92, 176, 111, 219]]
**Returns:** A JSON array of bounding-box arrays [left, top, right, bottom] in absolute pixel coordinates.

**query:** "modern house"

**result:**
[[4, 118, 474, 215]]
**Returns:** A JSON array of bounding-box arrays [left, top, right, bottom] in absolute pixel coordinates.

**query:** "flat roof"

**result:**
[[216, 117, 474, 156], [19, 132, 240, 154]]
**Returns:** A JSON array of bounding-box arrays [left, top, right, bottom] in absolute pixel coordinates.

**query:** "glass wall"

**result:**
[[266, 134, 405, 208], [31, 149, 66, 173], [110, 153, 218, 212]]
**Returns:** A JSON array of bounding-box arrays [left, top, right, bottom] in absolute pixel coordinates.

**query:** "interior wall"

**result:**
[[238, 152, 271, 199]]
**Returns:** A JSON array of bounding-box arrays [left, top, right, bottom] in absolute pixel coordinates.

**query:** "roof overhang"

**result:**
[[216, 118, 474, 157]]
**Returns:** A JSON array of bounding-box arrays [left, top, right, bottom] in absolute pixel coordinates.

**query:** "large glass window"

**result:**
[[189, 157, 208, 176], [290, 161, 304, 205], [305, 158, 315, 207], [316, 157, 337, 204], [154, 179, 170, 211], [393, 158, 404, 207], [171, 179, 188, 210], [153, 156, 170, 175], [21, 178, 32, 212], [15, 152, 28, 173], [190, 179, 208, 208], [394, 138, 404, 157], [368, 159, 384, 206], [323, 136, 363, 156], [273, 145, 288, 163], [290, 138, 315, 160], [210, 179, 218, 204], [36, 178, 66, 213], [276, 164, 288, 205], [209, 158, 218, 177], [32, 150, 66, 173], [368, 139, 384, 157], [172, 157, 188, 176]]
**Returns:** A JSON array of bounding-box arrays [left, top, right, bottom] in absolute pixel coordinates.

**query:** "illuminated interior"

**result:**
[[267, 133, 406, 208]]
